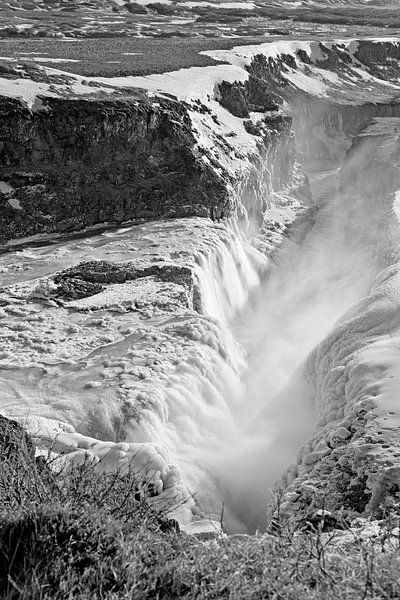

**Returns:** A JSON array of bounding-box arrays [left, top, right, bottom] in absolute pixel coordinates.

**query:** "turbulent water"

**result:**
[[1, 111, 400, 533], [196, 159, 385, 531]]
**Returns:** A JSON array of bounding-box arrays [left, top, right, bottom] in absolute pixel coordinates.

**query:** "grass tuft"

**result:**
[[1, 416, 400, 599]]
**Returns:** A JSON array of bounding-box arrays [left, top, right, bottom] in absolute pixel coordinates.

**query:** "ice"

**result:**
[[0, 218, 265, 527]]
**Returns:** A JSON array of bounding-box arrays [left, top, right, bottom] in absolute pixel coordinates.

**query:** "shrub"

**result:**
[[1, 418, 400, 599]]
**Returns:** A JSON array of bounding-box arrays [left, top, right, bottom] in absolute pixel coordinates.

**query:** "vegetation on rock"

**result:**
[[1, 416, 400, 599]]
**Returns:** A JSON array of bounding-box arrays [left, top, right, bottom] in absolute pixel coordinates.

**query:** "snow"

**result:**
[[0, 78, 56, 109], [7, 198, 22, 210], [13, 23, 34, 31], [89, 38, 385, 107], [313, 66, 341, 84], [284, 68, 328, 97], [201, 38, 400, 99], [0, 217, 266, 528], [0, 181, 13, 194], [1, 57, 81, 63], [200, 40, 329, 69], [200, 40, 344, 97], [166, 18, 195, 23], [183, 1, 255, 7], [133, 0, 172, 4], [92, 64, 248, 103], [0, 66, 115, 108]]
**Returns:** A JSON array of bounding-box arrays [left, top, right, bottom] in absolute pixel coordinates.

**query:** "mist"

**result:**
[[199, 132, 394, 533]]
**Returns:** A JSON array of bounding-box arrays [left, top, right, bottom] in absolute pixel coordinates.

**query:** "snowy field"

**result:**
[[0, 0, 398, 43]]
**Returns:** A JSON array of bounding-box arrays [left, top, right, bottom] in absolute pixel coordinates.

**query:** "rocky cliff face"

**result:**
[[0, 94, 228, 243], [0, 59, 309, 245], [206, 39, 400, 166]]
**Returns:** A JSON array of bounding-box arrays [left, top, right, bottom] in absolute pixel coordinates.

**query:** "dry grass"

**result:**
[[1, 416, 400, 599]]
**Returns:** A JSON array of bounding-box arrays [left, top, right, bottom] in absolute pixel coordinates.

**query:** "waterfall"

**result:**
[[2, 108, 400, 535]]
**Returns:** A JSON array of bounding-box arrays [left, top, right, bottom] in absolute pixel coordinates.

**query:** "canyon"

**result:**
[[1, 37, 400, 538]]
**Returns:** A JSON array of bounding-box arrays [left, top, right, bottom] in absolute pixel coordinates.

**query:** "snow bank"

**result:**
[[0, 67, 115, 109], [202, 38, 400, 99]]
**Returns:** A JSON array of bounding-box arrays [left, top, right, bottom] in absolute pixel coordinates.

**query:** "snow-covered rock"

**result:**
[[276, 118, 400, 522]]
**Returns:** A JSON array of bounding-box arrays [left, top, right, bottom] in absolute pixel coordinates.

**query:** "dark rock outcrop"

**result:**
[[0, 70, 309, 244], [0, 94, 230, 243], [51, 260, 195, 301], [218, 74, 281, 119]]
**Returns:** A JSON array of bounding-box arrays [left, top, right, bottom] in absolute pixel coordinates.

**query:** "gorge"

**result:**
[[2, 38, 400, 540]]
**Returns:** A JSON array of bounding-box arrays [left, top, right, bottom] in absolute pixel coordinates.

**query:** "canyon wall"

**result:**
[[204, 38, 400, 527], [0, 94, 229, 242], [275, 122, 400, 524], [0, 62, 307, 244]]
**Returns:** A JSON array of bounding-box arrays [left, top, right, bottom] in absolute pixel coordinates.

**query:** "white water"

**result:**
[[119, 140, 389, 533], [1, 128, 399, 533], [183, 133, 398, 533]]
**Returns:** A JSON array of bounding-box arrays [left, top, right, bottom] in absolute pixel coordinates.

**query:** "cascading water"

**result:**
[[2, 104, 400, 536], [181, 128, 400, 533]]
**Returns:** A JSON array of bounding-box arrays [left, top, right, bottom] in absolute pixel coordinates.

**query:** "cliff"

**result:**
[[0, 59, 308, 245], [0, 94, 228, 242]]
